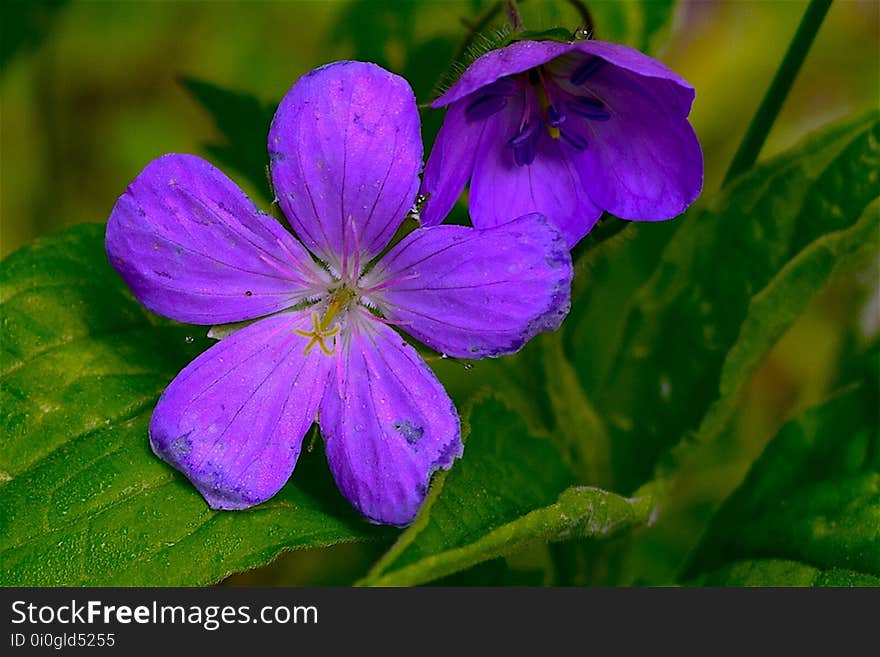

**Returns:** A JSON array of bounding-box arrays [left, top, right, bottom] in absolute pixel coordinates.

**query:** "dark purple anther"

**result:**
[[512, 138, 536, 166], [508, 118, 539, 146], [484, 77, 519, 95], [546, 105, 566, 127], [568, 97, 611, 121], [570, 57, 605, 85], [560, 130, 588, 151], [465, 94, 509, 122], [508, 118, 539, 166]]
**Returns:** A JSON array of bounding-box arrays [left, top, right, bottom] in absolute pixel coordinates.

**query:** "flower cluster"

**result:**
[[106, 36, 701, 526]]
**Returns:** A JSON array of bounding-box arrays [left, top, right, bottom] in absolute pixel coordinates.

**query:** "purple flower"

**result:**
[[105, 61, 572, 526], [420, 39, 704, 247]]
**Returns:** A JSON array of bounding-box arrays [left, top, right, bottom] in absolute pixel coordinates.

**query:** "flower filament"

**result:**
[[530, 68, 561, 140], [463, 55, 611, 167]]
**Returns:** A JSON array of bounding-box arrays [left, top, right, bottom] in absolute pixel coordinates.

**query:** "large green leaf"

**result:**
[[359, 397, 654, 586], [566, 111, 879, 492], [690, 560, 880, 587], [682, 378, 879, 586], [0, 224, 385, 586], [673, 197, 879, 467], [364, 484, 654, 587]]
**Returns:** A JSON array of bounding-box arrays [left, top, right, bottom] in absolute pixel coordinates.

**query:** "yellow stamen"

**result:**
[[533, 69, 561, 139], [294, 285, 357, 356], [295, 311, 341, 356]]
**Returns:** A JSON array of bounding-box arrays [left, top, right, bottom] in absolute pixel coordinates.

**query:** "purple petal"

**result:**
[[319, 320, 462, 526], [570, 56, 606, 85], [433, 40, 576, 108], [150, 312, 332, 510], [269, 61, 422, 272], [468, 108, 603, 248], [508, 116, 540, 146], [546, 104, 567, 127], [575, 68, 703, 220], [419, 98, 493, 227], [566, 40, 695, 116], [509, 117, 541, 166], [428, 39, 700, 238], [365, 214, 572, 358], [434, 40, 694, 114], [567, 96, 611, 121], [106, 154, 327, 325]]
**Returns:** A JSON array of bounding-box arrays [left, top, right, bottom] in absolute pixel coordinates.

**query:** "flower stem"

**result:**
[[723, 0, 833, 186], [504, 0, 525, 31], [565, 0, 595, 37], [452, 1, 503, 64]]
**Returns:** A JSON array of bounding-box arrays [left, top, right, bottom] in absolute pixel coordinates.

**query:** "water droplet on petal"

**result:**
[[659, 374, 672, 401]]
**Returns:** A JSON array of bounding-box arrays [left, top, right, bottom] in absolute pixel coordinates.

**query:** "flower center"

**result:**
[[291, 257, 419, 357], [463, 56, 611, 167], [529, 68, 562, 140], [294, 284, 357, 356]]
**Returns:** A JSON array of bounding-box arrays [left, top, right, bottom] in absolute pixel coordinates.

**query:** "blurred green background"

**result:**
[[3, 0, 878, 257], [1, 0, 877, 585]]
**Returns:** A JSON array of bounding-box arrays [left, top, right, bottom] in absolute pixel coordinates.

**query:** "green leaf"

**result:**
[[675, 197, 880, 466], [180, 77, 276, 204], [359, 397, 654, 586], [568, 111, 880, 492], [564, 222, 672, 407], [689, 560, 880, 587], [682, 380, 879, 586], [364, 484, 654, 587], [0, 224, 384, 586], [540, 335, 611, 487], [427, 557, 547, 587], [1, 0, 69, 73], [428, 335, 555, 440]]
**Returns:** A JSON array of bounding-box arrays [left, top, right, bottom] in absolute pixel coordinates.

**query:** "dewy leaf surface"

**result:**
[[364, 485, 654, 587], [683, 380, 879, 586], [360, 398, 654, 586], [689, 559, 880, 586], [0, 224, 385, 586], [676, 197, 880, 465]]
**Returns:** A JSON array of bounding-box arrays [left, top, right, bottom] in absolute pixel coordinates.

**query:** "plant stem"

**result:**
[[565, 0, 595, 37], [453, 0, 503, 64], [723, 0, 832, 186], [504, 0, 525, 31]]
